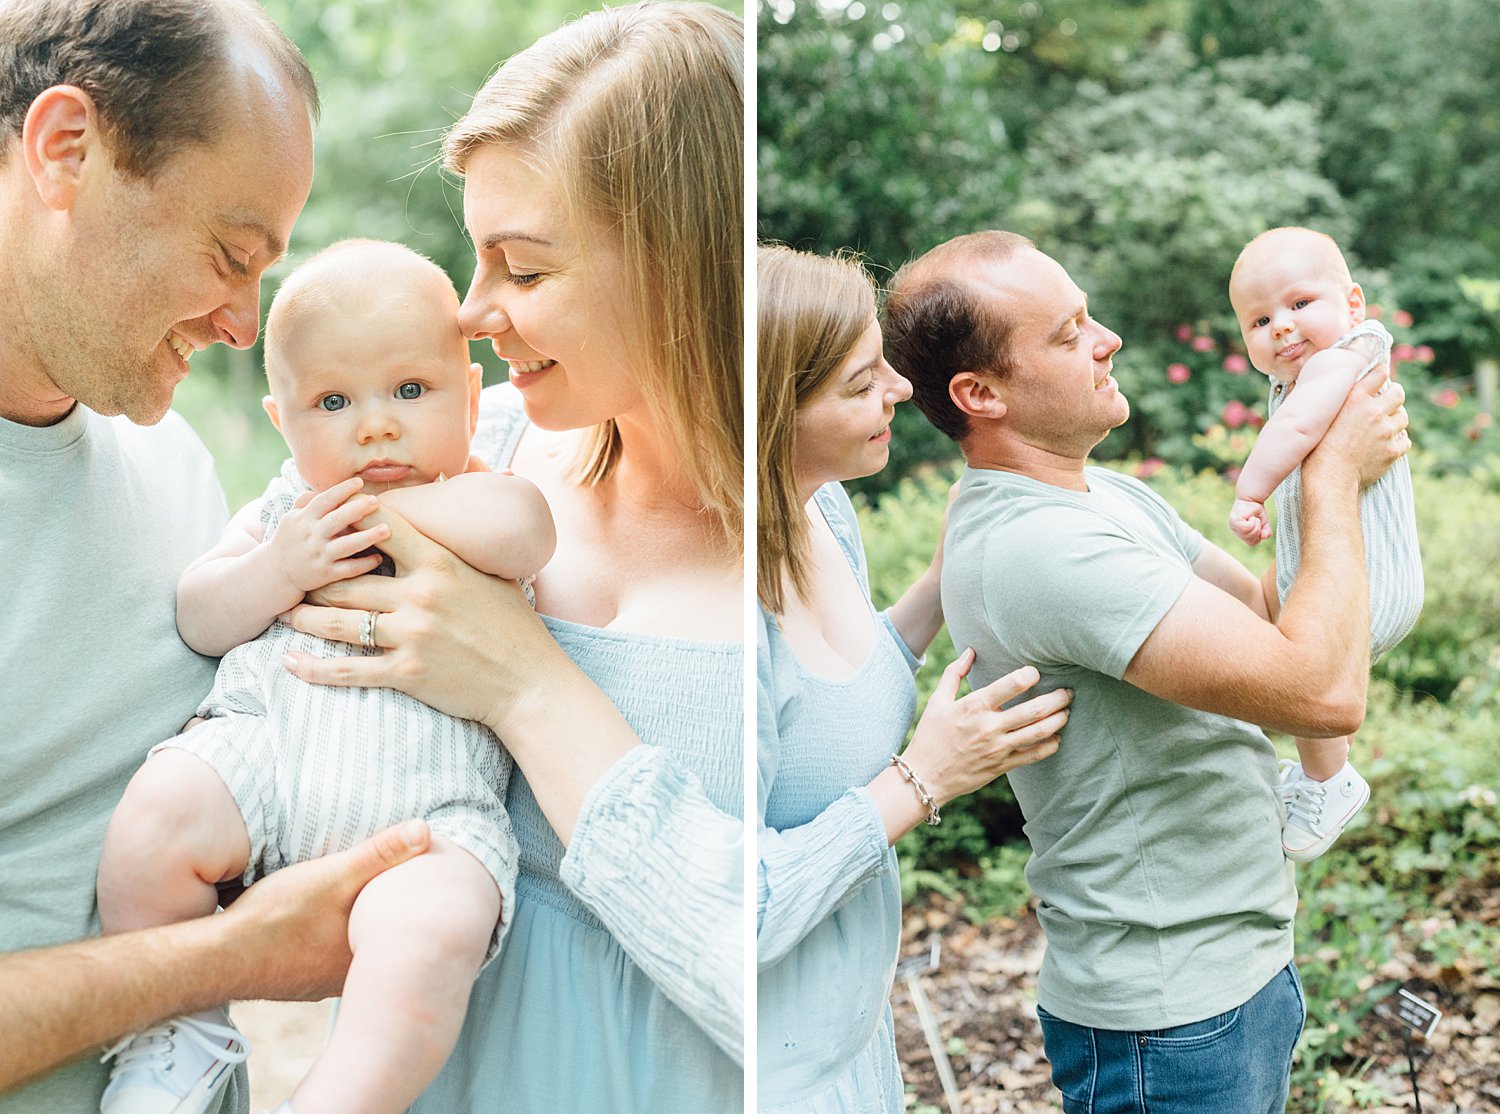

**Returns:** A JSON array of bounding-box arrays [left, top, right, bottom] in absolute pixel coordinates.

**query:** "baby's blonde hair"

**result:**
[[263, 239, 461, 393], [1230, 226, 1353, 291]]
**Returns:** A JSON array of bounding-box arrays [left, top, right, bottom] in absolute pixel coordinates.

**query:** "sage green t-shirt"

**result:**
[[942, 465, 1296, 1031], [0, 405, 242, 1113]]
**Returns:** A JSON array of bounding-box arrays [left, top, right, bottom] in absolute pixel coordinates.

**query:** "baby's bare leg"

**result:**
[[1296, 734, 1351, 782], [97, 748, 252, 934], [291, 835, 500, 1114]]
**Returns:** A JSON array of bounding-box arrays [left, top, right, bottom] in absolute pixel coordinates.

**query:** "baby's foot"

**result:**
[[101, 1007, 248, 1114], [1277, 759, 1370, 862]]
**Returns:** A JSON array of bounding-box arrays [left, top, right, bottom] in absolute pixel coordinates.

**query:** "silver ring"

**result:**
[[359, 610, 378, 649]]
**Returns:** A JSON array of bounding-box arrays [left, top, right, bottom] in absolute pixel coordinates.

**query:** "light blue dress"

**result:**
[[412, 387, 744, 1113], [758, 484, 921, 1113]]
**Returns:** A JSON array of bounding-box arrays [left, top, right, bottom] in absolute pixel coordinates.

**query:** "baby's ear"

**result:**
[[1346, 282, 1367, 324], [262, 395, 282, 432]]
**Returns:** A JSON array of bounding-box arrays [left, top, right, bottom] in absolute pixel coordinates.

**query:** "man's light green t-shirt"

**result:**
[[0, 404, 242, 1112], [942, 465, 1297, 1031]]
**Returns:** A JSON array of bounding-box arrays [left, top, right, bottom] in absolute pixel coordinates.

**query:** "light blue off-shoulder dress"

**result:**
[[412, 386, 744, 1113], [758, 484, 921, 1114]]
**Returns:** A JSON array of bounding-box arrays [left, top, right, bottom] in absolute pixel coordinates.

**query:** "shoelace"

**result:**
[[1283, 777, 1330, 833], [101, 1014, 250, 1077]]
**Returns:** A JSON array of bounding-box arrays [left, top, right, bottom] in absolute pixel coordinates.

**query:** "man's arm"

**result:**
[[377, 472, 555, 579], [0, 822, 429, 1096], [1125, 372, 1407, 737], [1190, 541, 1277, 621]]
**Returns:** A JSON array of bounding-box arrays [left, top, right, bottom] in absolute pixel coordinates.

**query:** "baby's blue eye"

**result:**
[[319, 394, 348, 412], [397, 382, 424, 400]]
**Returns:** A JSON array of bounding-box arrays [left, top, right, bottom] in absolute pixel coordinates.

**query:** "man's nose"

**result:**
[[209, 282, 261, 350]]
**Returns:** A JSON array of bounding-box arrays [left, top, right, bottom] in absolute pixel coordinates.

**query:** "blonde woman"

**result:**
[[757, 245, 1072, 1112], [283, 5, 744, 1109]]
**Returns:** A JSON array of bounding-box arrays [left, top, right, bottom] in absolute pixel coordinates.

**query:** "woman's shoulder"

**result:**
[[811, 482, 866, 575]]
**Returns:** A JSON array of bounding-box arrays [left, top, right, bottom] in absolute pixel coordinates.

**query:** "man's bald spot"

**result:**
[[1231, 227, 1353, 294], [896, 229, 1035, 303]]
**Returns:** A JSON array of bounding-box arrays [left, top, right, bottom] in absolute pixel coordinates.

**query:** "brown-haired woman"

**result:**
[[756, 244, 1071, 1112]]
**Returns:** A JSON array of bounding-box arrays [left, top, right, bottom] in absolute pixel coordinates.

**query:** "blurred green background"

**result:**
[[175, 0, 741, 510]]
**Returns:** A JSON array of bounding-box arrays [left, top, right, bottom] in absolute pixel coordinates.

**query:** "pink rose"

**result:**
[[1175, 324, 1193, 342], [1136, 457, 1164, 479], [1367, 304, 1383, 319], [1222, 400, 1250, 429], [1417, 345, 1435, 363], [1191, 335, 1215, 352], [1223, 354, 1250, 374], [1394, 343, 1417, 362], [1436, 388, 1459, 408], [1393, 310, 1414, 328], [1167, 363, 1191, 384]]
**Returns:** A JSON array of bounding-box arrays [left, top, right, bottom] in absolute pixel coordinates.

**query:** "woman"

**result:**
[[283, 4, 744, 1109], [756, 245, 1072, 1112]]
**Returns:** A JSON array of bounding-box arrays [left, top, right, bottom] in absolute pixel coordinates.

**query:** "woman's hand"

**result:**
[[1306, 369, 1409, 488], [279, 502, 567, 730], [869, 650, 1070, 844], [280, 503, 640, 844], [906, 650, 1071, 805]]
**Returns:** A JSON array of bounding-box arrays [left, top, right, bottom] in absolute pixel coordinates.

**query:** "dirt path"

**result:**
[[891, 900, 1500, 1114], [234, 1000, 329, 1111]]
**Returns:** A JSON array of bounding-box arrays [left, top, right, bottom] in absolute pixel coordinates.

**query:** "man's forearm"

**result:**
[[1277, 459, 1371, 726], [0, 918, 236, 1094]]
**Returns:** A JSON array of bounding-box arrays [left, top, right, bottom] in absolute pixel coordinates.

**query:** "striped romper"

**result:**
[[156, 461, 518, 954], [1270, 318, 1425, 657]]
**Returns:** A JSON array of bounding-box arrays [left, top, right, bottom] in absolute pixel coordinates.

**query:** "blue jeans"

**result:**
[[1036, 963, 1305, 1114]]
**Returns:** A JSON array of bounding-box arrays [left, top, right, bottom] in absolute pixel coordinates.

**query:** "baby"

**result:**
[[1228, 226, 1423, 863], [95, 240, 555, 1114]]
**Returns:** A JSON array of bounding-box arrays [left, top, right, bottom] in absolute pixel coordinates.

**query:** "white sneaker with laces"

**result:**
[[1277, 759, 1370, 862], [100, 1008, 249, 1114]]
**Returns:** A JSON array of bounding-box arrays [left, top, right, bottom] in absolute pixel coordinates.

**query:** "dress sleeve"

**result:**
[[755, 611, 892, 970], [560, 746, 745, 1064]]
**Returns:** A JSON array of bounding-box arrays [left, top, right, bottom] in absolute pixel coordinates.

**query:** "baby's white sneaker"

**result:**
[[1278, 759, 1370, 862], [101, 1007, 248, 1114]]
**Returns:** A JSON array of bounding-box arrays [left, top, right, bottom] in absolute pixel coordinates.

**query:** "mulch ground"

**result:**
[[891, 892, 1500, 1114]]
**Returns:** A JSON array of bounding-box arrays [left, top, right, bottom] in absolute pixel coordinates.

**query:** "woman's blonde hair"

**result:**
[[757, 245, 878, 614], [444, 2, 743, 546]]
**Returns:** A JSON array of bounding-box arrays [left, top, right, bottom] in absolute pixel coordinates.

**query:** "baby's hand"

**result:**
[[1229, 498, 1271, 547], [269, 477, 390, 594]]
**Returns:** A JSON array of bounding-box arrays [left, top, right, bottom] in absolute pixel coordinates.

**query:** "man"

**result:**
[[0, 3, 382, 1111], [883, 231, 1408, 1113]]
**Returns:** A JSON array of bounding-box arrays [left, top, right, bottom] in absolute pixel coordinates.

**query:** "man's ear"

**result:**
[[22, 85, 103, 211], [262, 395, 282, 432], [1346, 282, 1367, 325], [950, 371, 1008, 422], [467, 361, 483, 437]]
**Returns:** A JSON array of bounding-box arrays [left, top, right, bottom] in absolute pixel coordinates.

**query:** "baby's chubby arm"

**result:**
[[177, 478, 390, 655], [1235, 347, 1369, 508], [378, 472, 556, 579]]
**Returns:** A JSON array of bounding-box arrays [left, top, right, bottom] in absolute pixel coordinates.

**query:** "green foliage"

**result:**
[[757, 0, 1025, 273], [1016, 39, 1347, 344]]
